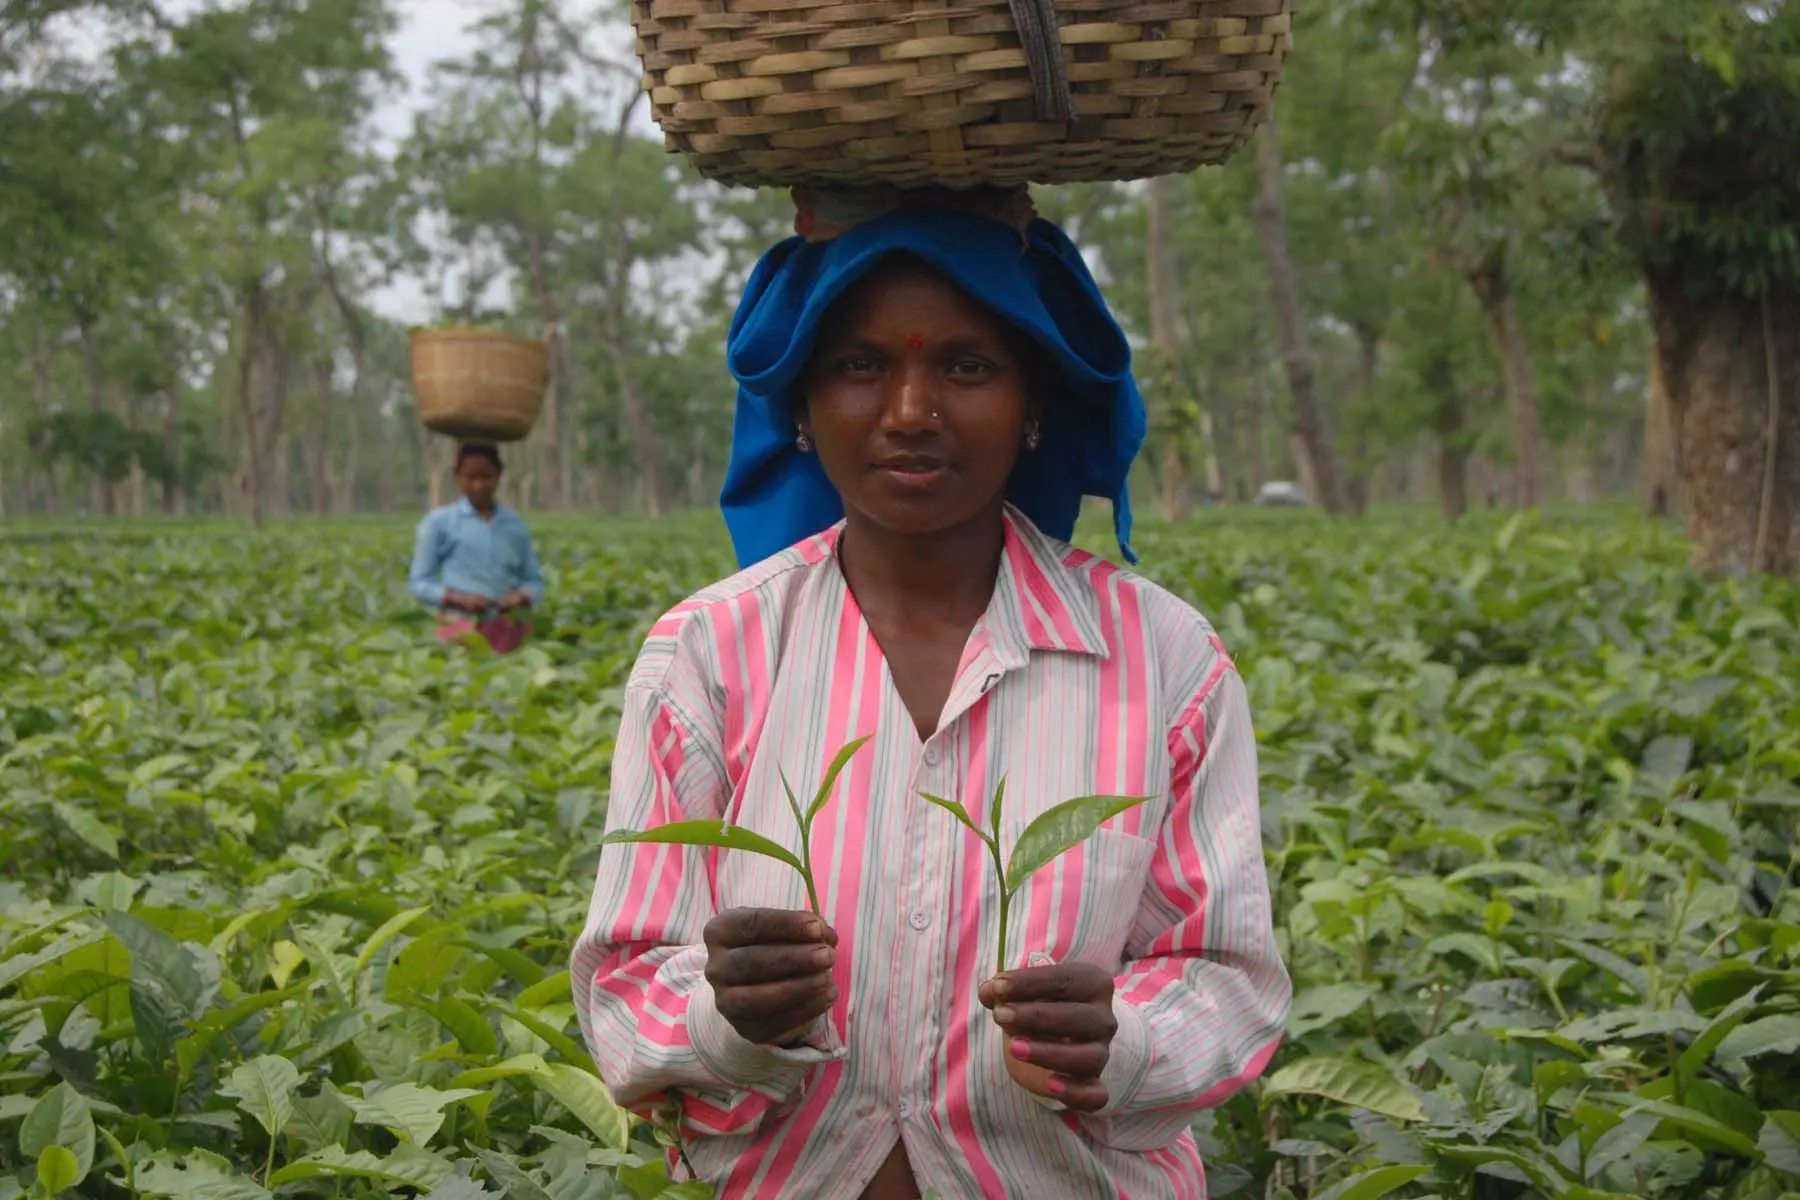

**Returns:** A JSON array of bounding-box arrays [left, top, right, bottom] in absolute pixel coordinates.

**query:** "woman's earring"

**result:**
[[1024, 422, 1042, 451], [796, 429, 814, 452]]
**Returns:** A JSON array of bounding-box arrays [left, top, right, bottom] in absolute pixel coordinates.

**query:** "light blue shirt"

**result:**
[[408, 498, 545, 613]]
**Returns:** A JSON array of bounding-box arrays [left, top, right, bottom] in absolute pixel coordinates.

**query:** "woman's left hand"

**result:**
[[979, 964, 1117, 1113]]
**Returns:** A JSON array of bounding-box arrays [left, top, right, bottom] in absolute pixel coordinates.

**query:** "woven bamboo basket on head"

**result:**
[[409, 327, 551, 444], [633, 0, 1291, 188]]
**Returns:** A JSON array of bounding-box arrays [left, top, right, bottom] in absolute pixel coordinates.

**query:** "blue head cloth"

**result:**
[[719, 206, 1146, 570]]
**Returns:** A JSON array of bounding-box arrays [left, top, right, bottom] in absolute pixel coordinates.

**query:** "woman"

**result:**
[[572, 188, 1289, 1198], [408, 441, 543, 654]]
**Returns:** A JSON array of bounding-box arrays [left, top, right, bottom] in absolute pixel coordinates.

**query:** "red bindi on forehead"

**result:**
[[906, 332, 925, 350]]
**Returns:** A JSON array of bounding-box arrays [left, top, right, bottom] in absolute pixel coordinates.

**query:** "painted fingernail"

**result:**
[[994, 1006, 1016, 1025], [1010, 1038, 1031, 1060], [813, 946, 835, 967], [1047, 1077, 1066, 1096]]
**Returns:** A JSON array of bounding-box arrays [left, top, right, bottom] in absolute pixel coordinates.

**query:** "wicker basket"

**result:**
[[634, 0, 1290, 188], [410, 327, 550, 444]]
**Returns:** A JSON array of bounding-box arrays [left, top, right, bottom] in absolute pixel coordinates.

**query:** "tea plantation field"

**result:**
[[2, 509, 1798, 1200]]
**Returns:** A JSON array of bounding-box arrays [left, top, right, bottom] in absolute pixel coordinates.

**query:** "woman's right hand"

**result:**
[[703, 907, 839, 1047]]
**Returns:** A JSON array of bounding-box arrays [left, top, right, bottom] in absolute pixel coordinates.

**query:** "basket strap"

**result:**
[[1008, 0, 1074, 123]]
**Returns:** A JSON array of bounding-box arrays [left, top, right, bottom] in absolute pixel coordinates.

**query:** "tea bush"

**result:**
[[2, 508, 1796, 1200]]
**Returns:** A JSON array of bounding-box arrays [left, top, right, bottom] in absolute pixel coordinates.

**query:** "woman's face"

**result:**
[[457, 455, 501, 511], [800, 256, 1035, 540]]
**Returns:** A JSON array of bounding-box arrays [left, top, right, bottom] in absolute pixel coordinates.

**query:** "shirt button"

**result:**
[[922, 743, 940, 767], [898, 1099, 913, 1119], [908, 909, 930, 932]]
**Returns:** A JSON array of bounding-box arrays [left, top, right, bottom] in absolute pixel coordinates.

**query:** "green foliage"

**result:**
[[1593, 0, 1800, 300], [2, 508, 1798, 1200]]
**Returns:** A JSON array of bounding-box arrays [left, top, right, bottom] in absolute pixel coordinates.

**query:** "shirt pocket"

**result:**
[[1004, 824, 1157, 972]]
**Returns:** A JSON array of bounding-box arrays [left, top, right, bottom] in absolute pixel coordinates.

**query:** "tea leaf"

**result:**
[[1315, 1165, 1429, 1200], [919, 793, 983, 839], [36, 1146, 82, 1197], [273, 1145, 455, 1191], [51, 801, 119, 860], [807, 735, 873, 823], [526, 1062, 633, 1151], [219, 1055, 301, 1138], [1758, 1111, 1800, 1175], [470, 1149, 557, 1200], [1003, 794, 1152, 896], [136, 1150, 270, 1200], [1263, 1057, 1425, 1123], [341, 1082, 483, 1146], [20, 1084, 95, 1181], [601, 821, 803, 875], [779, 770, 806, 835]]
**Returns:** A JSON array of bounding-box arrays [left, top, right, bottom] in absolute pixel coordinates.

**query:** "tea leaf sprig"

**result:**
[[920, 781, 1151, 975], [601, 736, 873, 917]]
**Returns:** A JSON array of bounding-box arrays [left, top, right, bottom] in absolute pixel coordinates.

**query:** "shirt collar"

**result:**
[[989, 505, 1110, 660], [455, 497, 507, 521]]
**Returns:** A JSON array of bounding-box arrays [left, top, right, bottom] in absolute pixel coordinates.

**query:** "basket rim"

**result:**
[[409, 326, 548, 350]]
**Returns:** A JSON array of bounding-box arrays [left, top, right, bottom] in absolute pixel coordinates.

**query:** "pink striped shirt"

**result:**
[[572, 507, 1290, 1198]]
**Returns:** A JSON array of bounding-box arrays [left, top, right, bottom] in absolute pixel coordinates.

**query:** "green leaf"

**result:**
[[1718, 1014, 1800, 1064], [340, 1082, 483, 1145], [218, 1055, 300, 1139], [1004, 794, 1152, 895], [487, 1000, 598, 1073], [779, 769, 807, 835], [1286, 983, 1381, 1039], [1757, 1111, 1800, 1176], [36, 1146, 81, 1197], [1594, 1094, 1760, 1156], [526, 1062, 632, 1151], [516, 970, 572, 1010], [919, 792, 983, 838], [20, 1084, 94, 1182], [1315, 1165, 1430, 1200], [135, 1150, 272, 1200], [100, 911, 205, 1013], [1263, 1057, 1426, 1123], [450, 1052, 550, 1089], [602, 820, 803, 874], [807, 735, 872, 822], [51, 801, 120, 860], [1677, 987, 1764, 1088], [430, 995, 499, 1055], [989, 777, 1006, 833], [469, 1147, 556, 1200], [353, 905, 434, 977], [271, 1145, 454, 1191]]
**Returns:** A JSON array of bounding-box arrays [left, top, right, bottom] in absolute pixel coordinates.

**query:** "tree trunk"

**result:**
[[162, 348, 184, 514], [76, 319, 112, 515], [1649, 279, 1800, 577], [308, 354, 333, 517], [1245, 361, 1269, 501], [1426, 354, 1468, 519], [526, 242, 567, 510], [30, 310, 61, 515], [1146, 176, 1189, 520], [124, 385, 146, 516], [1643, 345, 1684, 518], [1466, 250, 1545, 510], [1253, 116, 1348, 514], [1343, 323, 1380, 515]]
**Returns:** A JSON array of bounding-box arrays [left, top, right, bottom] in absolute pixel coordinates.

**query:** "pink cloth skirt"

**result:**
[[436, 615, 531, 655]]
